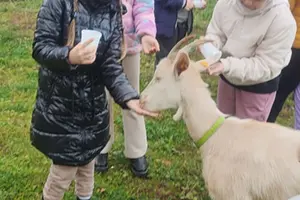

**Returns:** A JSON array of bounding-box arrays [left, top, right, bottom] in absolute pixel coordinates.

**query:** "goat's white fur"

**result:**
[[141, 38, 300, 200]]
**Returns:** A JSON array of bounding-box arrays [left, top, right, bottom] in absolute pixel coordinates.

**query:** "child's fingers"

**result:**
[[208, 67, 216, 75], [137, 108, 159, 117], [208, 68, 221, 76], [81, 38, 94, 48], [154, 41, 160, 51], [149, 48, 156, 54]]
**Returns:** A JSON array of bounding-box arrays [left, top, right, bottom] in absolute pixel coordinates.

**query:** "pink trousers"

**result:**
[[217, 79, 276, 122]]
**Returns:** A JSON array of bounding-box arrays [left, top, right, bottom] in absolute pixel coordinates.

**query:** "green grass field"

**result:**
[[0, 0, 296, 199]]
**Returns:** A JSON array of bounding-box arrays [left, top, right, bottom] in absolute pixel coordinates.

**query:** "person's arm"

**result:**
[[133, 0, 157, 41], [100, 9, 139, 109], [220, 13, 297, 85], [32, 0, 70, 67], [204, 0, 227, 49], [155, 0, 186, 11]]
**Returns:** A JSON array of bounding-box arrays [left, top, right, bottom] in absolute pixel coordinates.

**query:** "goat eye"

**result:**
[[155, 77, 161, 82]]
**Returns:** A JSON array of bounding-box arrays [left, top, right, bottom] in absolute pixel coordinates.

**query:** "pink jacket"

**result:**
[[122, 0, 157, 55]]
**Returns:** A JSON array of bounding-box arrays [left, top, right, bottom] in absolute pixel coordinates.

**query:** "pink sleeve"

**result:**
[[132, 0, 157, 40]]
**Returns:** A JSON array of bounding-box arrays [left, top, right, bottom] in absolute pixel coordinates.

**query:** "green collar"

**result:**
[[195, 116, 226, 148]]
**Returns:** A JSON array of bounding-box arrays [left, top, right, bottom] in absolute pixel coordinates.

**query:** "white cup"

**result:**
[[81, 29, 102, 48], [194, 0, 205, 8], [288, 195, 300, 200], [199, 42, 222, 65]]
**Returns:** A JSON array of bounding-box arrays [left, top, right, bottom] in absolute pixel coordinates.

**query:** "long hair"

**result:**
[[66, 0, 78, 47], [65, 0, 126, 63]]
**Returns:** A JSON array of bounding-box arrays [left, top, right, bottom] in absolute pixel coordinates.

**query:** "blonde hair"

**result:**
[[66, 0, 126, 62], [66, 0, 78, 47]]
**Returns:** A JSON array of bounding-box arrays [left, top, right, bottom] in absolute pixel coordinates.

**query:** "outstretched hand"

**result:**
[[141, 35, 160, 54], [126, 99, 159, 117]]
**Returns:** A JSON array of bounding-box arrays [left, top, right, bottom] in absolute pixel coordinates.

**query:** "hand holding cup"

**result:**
[[68, 30, 102, 65], [68, 38, 97, 65]]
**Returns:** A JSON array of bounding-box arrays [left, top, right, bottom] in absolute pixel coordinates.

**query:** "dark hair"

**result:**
[[66, 0, 126, 62]]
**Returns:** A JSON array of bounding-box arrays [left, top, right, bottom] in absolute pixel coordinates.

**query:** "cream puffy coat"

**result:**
[[205, 0, 297, 86]]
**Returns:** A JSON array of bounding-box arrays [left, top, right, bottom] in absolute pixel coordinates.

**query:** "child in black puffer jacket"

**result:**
[[31, 0, 157, 199]]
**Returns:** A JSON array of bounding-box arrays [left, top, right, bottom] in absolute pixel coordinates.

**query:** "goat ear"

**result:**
[[174, 52, 190, 76]]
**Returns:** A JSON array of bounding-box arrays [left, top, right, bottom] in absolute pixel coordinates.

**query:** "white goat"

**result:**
[[140, 37, 300, 200]]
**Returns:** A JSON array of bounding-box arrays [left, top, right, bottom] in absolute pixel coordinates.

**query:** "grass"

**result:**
[[0, 0, 295, 199]]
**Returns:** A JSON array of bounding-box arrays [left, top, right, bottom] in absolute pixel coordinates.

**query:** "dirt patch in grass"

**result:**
[[10, 11, 36, 33]]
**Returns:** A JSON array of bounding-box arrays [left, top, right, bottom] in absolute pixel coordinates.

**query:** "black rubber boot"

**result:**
[[95, 153, 108, 173], [129, 155, 148, 178]]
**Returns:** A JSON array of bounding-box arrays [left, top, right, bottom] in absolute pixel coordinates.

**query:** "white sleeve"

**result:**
[[204, 0, 227, 49]]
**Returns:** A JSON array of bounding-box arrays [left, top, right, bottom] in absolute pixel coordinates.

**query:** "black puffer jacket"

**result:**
[[30, 0, 139, 166]]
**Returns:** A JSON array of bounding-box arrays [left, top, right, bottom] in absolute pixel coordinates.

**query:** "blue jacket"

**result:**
[[155, 0, 185, 38]]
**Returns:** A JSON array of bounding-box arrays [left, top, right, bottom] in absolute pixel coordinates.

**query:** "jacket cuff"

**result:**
[[137, 33, 146, 43], [118, 93, 140, 110], [220, 58, 230, 74], [137, 31, 156, 43], [65, 46, 79, 70]]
